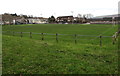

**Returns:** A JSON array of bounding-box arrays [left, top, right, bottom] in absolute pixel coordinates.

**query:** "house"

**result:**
[[73, 17, 85, 23], [1, 13, 48, 25], [1, 13, 28, 25], [14, 17, 28, 24], [2, 13, 15, 25], [40, 17, 48, 24], [28, 17, 48, 24], [90, 14, 119, 24], [56, 16, 86, 24], [0, 15, 3, 25], [57, 16, 74, 24]]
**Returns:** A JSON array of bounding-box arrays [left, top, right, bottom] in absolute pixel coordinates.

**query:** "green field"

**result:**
[[2, 24, 117, 35], [2, 24, 118, 74]]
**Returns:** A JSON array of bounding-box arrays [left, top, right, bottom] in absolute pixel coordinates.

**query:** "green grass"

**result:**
[[2, 35, 118, 74], [2, 24, 117, 45], [2, 24, 117, 35], [2, 24, 118, 74], [0, 25, 2, 75]]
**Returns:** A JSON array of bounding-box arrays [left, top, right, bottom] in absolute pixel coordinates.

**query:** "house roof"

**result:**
[[2, 14, 14, 21], [57, 16, 73, 18], [28, 17, 48, 19], [93, 14, 119, 19]]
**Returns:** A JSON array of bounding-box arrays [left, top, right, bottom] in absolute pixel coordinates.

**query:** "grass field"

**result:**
[[3, 24, 117, 35], [2, 24, 118, 74]]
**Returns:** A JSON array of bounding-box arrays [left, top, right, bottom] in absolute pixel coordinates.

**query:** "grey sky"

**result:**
[[0, 0, 119, 17]]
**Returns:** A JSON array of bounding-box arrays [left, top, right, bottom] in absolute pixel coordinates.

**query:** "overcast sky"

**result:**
[[0, 0, 119, 17]]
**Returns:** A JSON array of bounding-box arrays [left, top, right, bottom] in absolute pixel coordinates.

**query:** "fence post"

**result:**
[[75, 34, 77, 44], [13, 31, 15, 36], [112, 35, 115, 45], [41, 33, 44, 40], [114, 33, 117, 41], [30, 32, 32, 38], [100, 35, 102, 46], [56, 33, 58, 43], [21, 32, 23, 38]]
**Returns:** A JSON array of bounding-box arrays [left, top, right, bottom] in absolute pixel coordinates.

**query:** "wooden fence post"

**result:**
[[21, 32, 23, 38], [114, 33, 117, 41], [112, 35, 115, 45], [41, 33, 44, 40], [56, 33, 58, 43], [75, 34, 77, 44], [100, 35, 102, 46], [30, 32, 32, 38]]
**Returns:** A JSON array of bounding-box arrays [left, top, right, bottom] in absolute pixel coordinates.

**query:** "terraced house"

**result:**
[[28, 17, 48, 24], [57, 16, 74, 24], [57, 16, 86, 24], [90, 14, 118, 24], [2, 13, 14, 25], [1, 13, 28, 25]]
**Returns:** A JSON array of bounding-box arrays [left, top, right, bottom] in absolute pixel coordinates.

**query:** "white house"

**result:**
[[28, 17, 48, 24]]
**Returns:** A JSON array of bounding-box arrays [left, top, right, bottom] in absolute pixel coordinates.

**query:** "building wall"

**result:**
[[2, 14, 14, 24], [0, 15, 3, 25], [28, 18, 48, 24]]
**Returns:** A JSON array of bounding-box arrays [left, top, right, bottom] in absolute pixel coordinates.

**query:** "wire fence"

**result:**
[[2, 31, 117, 46]]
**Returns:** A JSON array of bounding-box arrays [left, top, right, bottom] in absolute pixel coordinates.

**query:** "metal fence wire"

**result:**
[[2, 31, 117, 46]]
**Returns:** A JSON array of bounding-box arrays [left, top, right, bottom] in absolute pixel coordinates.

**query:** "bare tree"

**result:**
[[83, 14, 93, 19], [77, 14, 82, 23], [77, 14, 82, 18]]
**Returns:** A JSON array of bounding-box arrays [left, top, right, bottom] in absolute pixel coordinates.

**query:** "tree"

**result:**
[[83, 14, 93, 19], [48, 17, 51, 23], [10, 13, 17, 16], [77, 14, 82, 18], [88, 14, 93, 19], [22, 15, 28, 18], [48, 16, 56, 23], [77, 14, 83, 23], [51, 16, 55, 22], [83, 14, 87, 19]]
